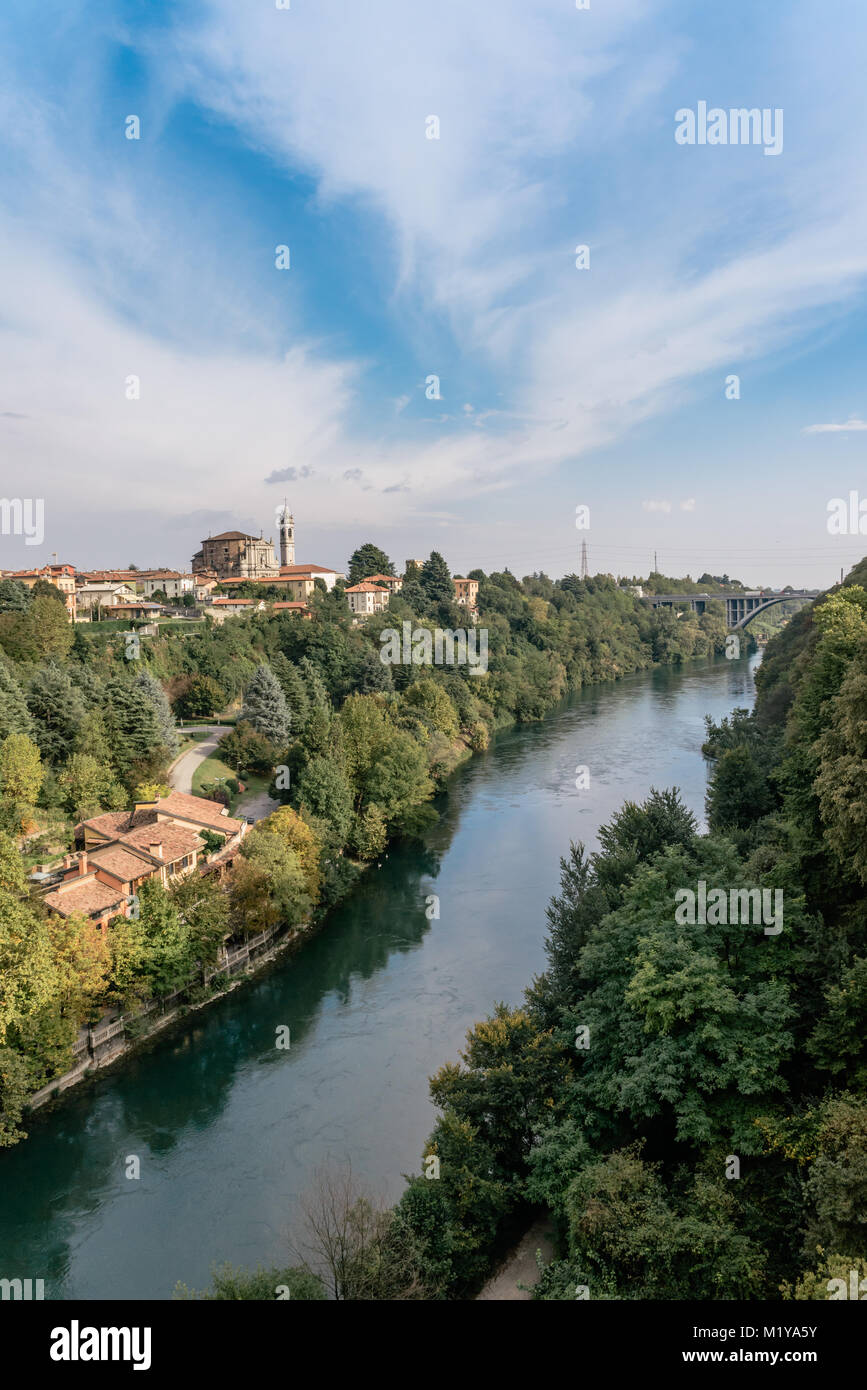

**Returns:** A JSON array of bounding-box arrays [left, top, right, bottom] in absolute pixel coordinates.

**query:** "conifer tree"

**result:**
[[134, 667, 180, 756], [241, 664, 291, 744], [0, 661, 33, 740], [271, 652, 310, 731]]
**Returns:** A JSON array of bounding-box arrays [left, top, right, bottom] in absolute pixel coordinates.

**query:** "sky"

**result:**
[[1, 0, 866, 588]]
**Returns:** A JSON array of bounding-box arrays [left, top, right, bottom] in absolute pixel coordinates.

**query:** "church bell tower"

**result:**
[[278, 500, 295, 567]]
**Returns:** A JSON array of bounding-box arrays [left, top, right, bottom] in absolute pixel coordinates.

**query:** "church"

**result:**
[[192, 505, 295, 580]]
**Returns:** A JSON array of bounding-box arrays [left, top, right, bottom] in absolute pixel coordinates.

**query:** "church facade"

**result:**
[[192, 506, 295, 580]]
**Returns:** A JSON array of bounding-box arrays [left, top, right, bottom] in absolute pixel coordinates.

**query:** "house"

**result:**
[[346, 581, 389, 617], [271, 601, 312, 619], [194, 574, 220, 601], [140, 571, 195, 600], [207, 597, 254, 624], [77, 792, 247, 851], [77, 570, 145, 590], [276, 563, 343, 592], [3, 564, 77, 620], [363, 573, 402, 594], [43, 792, 249, 928], [453, 577, 479, 611], [75, 581, 138, 612], [111, 601, 165, 621]]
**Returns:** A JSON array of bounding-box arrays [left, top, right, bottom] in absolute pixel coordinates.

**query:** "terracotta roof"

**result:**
[[120, 822, 202, 863], [44, 877, 127, 918], [362, 574, 400, 583], [76, 810, 139, 839], [88, 844, 155, 882], [152, 792, 244, 834], [208, 531, 260, 541], [211, 597, 252, 606], [278, 564, 341, 576], [346, 581, 388, 593], [272, 601, 309, 610]]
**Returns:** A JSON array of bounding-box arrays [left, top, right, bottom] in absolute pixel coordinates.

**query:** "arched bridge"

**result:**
[[643, 590, 821, 630]]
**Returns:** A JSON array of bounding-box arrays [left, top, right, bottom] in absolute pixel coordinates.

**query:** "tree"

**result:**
[[241, 665, 290, 744], [0, 662, 33, 740], [136, 880, 194, 998], [0, 732, 43, 807], [0, 579, 30, 613], [134, 668, 180, 756], [298, 657, 331, 714], [58, 753, 120, 819], [175, 675, 225, 719], [0, 595, 74, 662], [253, 806, 321, 904], [168, 871, 230, 968], [47, 911, 112, 1024], [238, 833, 312, 929], [271, 652, 310, 729], [347, 544, 395, 587], [401, 679, 459, 738], [814, 660, 867, 883], [706, 745, 776, 830], [26, 664, 86, 765], [420, 551, 454, 606], [103, 676, 169, 786], [219, 721, 278, 775], [293, 1163, 424, 1300], [295, 756, 354, 843]]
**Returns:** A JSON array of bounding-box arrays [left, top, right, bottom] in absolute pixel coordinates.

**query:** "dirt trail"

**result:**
[[476, 1218, 556, 1300]]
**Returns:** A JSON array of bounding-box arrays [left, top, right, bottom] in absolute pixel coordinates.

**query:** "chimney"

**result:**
[[78, 851, 88, 876], [150, 843, 163, 859], [64, 854, 73, 869]]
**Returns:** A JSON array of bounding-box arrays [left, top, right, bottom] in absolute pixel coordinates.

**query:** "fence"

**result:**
[[27, 921, 294, 1110]]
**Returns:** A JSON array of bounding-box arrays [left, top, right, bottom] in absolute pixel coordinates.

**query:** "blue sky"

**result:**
[[1, 0, 866, 587]]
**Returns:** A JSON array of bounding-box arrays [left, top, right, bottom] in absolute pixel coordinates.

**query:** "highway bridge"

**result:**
[[643, 589, 821, 630]]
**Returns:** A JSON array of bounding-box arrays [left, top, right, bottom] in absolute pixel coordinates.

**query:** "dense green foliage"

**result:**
[[382, 565, 867, 1300], [0, 556, 736, 1148]]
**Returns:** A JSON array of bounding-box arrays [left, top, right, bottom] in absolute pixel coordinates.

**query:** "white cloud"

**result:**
[[643, 500, 672, 513], [803, 417, 867, 433]]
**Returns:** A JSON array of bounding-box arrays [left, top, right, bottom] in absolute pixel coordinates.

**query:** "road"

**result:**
[[169, 725, 231, 796], [169, 725, 281, 822]]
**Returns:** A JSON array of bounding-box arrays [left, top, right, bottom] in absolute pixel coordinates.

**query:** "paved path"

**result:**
[[235, 786, 281, 822], [476, 1218, 556, 1301], [169, 725, 231, 796], [170, 725, 280, 824]]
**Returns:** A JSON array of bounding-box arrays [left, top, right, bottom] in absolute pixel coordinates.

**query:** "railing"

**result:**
[[27, 920, 299, 1110]]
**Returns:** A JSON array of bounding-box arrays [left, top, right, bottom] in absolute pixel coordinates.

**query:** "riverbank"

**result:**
[[0, 653, 762, 1299], [24, 919, 313, 1120]]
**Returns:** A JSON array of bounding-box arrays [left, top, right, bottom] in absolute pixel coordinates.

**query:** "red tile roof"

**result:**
[[44, 877, 127, 918]]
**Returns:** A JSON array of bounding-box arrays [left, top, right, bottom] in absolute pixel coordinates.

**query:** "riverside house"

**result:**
[[41, 792, 247, 928]]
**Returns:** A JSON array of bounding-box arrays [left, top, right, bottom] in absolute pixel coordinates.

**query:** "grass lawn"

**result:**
[[192, 752, 236, 801]]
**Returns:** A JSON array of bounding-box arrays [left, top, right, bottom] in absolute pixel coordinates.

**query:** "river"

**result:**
[[0, 652, 760, 1300]]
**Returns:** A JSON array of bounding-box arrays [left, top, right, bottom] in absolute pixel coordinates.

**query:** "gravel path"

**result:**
[[476, 1218, 556, 1300]]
